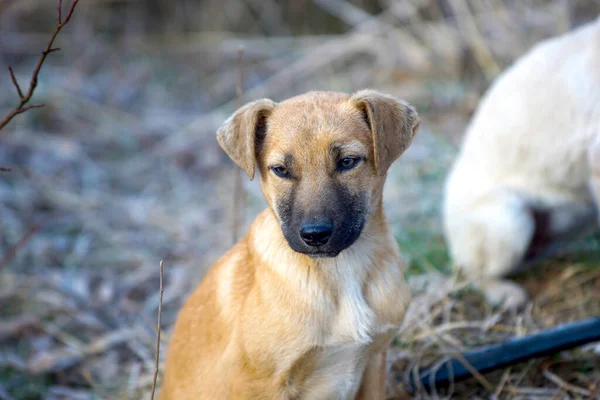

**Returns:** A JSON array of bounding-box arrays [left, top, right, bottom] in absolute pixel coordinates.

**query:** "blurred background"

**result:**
[[1, 0, 600, 399]]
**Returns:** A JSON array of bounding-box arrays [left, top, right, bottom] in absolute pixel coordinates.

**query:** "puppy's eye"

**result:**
[[270, 165, 290, 178], [337, 157, 361, 171]]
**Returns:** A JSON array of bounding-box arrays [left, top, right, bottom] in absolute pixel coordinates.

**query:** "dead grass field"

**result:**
[[1, 0, 600, 399]]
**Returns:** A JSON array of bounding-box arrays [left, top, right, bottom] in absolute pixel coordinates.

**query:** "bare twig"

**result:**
[[8, 66, 24, 99], [447, 0, 500, 81], [449, 350, 495, 393], [57, 0, 63, 24], [0, 167, 11, 172], [492, 368, 511, 399], [27, 328, 140, 374], [312, 0, 373, 27], [244, 0, 291, 35], [13, 104, 45, 115], [231, 46, 245, 246], [0, 219, 44, 268], [0, 316, 40, 341], [0, 0, 80, 131], [506, 386, 559, 396], [150, 260, 164, 400], [235, 47, 244, 111], [542, 364, 590, 397]]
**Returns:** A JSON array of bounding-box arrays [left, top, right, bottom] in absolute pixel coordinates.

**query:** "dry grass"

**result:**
[[1, 0, 600, 399], [390, 262, 600, 399]]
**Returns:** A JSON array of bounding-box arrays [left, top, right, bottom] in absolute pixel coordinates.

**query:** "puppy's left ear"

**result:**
[[350, 90, 420, 175]]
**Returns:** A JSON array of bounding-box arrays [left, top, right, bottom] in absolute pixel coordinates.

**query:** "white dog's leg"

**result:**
[[447, 191, 597, 309], [477, 279, 529, 310], [589, 136, 600, 216], [445, 193, 536, 308]]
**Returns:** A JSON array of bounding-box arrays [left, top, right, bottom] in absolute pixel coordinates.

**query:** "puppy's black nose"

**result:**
[[299, 221, 333, 247]]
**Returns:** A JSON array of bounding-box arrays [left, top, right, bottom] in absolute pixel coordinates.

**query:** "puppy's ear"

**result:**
[[350, 90, 420, 175], [216, 99, 276, 180]]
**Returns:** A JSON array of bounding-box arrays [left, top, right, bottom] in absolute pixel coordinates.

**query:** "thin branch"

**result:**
[[0, 167, 11, 172], [63, 0, 79, 24], [0, 219, 44, 268], [0, 316, 40, 341], [449, 349, 495, 393], [150, 260, 164, 400], [236, 47, 244, 110], [27, 328, 139, 374], [231, 46, 245, 246], [14, 104, 45, 115], [57, 0, 63, 24], [312, 0, 373, 27], [8, 67, 24, 99], [447, 0, 500, 81], [0, 0, 80, 131], [492, 368, 511, 399], [542, 364, 590, 397]]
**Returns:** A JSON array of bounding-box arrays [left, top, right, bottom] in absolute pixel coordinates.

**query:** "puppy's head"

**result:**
[[217, 90, 420, 257]]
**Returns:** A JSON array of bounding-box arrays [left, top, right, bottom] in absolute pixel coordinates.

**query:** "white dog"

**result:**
[[443, 17, 600, 308]]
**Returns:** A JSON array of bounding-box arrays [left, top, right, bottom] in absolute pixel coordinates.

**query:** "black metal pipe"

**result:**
[[409, 317, 600, 392]]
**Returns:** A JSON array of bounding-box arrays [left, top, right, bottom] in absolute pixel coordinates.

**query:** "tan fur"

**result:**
[[443, 17, 600, 308], [158, 90, 419, 399]]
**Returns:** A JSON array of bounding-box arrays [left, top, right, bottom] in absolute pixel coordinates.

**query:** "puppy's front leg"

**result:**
[[355, 350, 386, 400]]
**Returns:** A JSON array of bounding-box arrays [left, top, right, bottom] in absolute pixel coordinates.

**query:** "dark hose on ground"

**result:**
[[409, 317, 600, 393]]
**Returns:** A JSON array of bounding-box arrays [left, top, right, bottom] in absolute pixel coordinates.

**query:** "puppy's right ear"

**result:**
[[216, 99, 276, 181]]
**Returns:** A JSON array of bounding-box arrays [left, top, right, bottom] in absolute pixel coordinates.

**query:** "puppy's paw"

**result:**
[[478, 279, 529, 310]]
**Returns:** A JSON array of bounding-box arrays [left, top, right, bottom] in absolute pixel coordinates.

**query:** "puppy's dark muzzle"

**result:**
[[299, 221, 333, 247]]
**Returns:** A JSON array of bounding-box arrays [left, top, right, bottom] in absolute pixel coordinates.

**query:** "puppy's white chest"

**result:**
[[301, 326, 398, 400], [300, 281, 398, 399], [330, 269, 377, 343], [302, 342, 370, 400]]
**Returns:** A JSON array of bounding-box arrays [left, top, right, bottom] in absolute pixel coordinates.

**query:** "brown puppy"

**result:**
[[158, 90, 419, 400]]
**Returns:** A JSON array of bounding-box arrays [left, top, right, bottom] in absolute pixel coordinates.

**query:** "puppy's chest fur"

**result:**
[[292, 290, 399, 400], [279, 256, 408, 399], [294, 343, 374, 400]]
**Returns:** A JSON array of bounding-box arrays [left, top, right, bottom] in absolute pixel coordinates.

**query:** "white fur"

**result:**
[[589, 135, 600, 205], [443, 17, 600, 305]]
